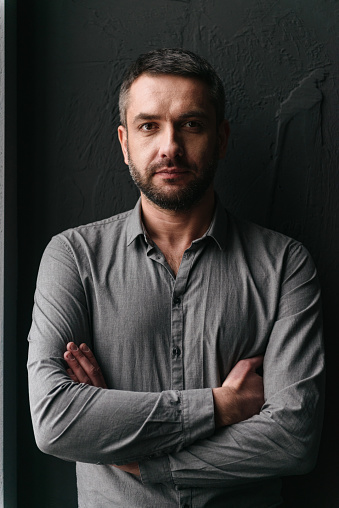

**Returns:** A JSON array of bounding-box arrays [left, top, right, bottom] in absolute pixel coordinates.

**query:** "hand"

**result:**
[[212, 356, 264, 428], [113, 462, 140, 476], [64, 342, 107, 388]]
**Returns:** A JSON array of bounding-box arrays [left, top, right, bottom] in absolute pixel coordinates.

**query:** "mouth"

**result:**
[[154, 165, 191, 174], [154, 168, 191, 180], [156, 168, 188, 173]]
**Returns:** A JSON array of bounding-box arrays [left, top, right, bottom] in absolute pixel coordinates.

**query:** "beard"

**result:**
[[127, 145, 219, 212]]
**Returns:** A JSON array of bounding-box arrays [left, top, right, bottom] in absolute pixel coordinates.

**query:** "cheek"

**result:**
[[128, 148, 158, 173], [130, 137, 157, 158], [187, 141, 213, 165]]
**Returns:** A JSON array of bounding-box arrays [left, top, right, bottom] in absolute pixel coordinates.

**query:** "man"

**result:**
[[28, 49, 324, 508]]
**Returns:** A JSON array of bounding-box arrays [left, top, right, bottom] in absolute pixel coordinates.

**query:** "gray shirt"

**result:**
[[28, 197, 324, 508]]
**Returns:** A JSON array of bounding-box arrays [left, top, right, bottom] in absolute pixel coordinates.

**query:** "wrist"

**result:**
[[212, 386, 238, 428]]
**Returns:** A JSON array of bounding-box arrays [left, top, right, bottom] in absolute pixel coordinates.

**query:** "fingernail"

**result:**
[[70, 343, 78, 351], [80, 344, 89, 352], [66, 353, 75, 360]]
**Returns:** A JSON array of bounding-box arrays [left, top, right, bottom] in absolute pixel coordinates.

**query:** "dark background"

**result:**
[[12, 0, 339, 506]]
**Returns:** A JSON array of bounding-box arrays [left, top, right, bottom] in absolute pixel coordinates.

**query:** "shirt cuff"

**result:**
[[181, 388, 215, 446], [139, 455, 173, 484], [139, 388, 215, 485]]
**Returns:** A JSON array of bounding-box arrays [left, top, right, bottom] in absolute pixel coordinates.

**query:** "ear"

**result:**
[[218, 120, 230, 159], [118, 125, 129, 165]]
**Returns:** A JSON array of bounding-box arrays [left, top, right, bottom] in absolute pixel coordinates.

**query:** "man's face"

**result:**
[[118, 73, 229, 211]]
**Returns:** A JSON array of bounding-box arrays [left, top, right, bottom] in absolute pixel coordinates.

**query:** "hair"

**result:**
[[119, 48, 225, 127]]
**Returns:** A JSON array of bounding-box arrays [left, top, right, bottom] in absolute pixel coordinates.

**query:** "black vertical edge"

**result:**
[[4, 0, 17, 506]]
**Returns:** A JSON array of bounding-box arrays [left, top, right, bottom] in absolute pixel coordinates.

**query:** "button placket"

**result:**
[[172, 346, 181, 357], [170, 249, 195, 391], [147, 248, 176, 282], [171, 291, 183, 389]]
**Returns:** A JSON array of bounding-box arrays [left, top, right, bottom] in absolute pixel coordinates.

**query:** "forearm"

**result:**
[[28, 354, 215, 464], [140, 253, 325, 487], [28, 237, 216, 464], [140, 369, 324, 486]]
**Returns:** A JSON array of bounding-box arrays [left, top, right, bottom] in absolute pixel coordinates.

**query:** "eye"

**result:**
[[184, 120, 203, 131], [139, 122, 157, 132]]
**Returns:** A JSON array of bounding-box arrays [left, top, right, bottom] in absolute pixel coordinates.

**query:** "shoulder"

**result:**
[[41, 208, 137, 269], [62, 209, 133, 240], [227, 212, 304, 254], [52, 209, 133, 250], [225, 212, 316, 278]]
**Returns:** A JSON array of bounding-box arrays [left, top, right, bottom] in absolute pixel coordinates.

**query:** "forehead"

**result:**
[[126, 73, 215, 122]]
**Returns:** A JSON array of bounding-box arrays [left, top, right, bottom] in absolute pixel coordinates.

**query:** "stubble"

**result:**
[[127, 145, 219, 212]]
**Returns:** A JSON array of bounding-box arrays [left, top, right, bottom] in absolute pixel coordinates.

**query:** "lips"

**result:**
[[155, 168, 189, 174], [153, 168, 191, 181]]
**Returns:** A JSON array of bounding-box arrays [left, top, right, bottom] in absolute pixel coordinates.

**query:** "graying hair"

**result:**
[[119, 48, 225, 127]]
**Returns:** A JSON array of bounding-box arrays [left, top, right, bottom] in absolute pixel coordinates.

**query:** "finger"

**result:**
[[78, 343, 107, 388], [64, 351, 93, 385], [222, 355, 264, 387], [67, 368, 80, 383], [231, 355, 264, 375], [246, 355, 264, 371], [79, 343, 102, 369], [113, 462, 140, 476], [66, 342, 107, 388]]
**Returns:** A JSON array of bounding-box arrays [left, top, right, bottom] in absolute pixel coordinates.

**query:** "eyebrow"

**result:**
[[178, 110, 209, 120], [132, 114, 161, 124], [132, 110, 209, 124]]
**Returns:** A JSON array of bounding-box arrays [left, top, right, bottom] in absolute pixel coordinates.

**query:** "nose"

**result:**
[[158, 125, 184, 159]]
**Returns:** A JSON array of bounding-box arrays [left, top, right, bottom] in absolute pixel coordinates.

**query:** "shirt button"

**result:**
[[173, 297, 181, 305], [172, 346, 181, 357]]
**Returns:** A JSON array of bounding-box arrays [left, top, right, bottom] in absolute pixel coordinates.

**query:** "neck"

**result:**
[[140, 186, 215, 251]]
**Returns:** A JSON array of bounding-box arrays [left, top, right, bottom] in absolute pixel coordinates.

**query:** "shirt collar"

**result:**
[[126, 198, 147, 246], [205, 194, 228, 250], [126, 194, 228, 250]]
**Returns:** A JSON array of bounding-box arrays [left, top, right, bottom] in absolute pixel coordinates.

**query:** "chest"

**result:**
[[82, 243, 277, 392]]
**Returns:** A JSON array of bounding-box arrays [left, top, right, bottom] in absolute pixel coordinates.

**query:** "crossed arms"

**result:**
[[64, 342, 265, 476], [28, 234, 325, 487]]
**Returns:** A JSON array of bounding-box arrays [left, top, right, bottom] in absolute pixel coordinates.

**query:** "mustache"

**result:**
[[148, 159, 193, 174]]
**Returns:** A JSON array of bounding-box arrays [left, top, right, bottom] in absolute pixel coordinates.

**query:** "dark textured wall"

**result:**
[[17, 1, 339, 506]]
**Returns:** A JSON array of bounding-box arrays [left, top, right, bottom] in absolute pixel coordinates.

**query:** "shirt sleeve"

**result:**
[[139, 243, 325, 486], [27, 236, 215, 465]]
